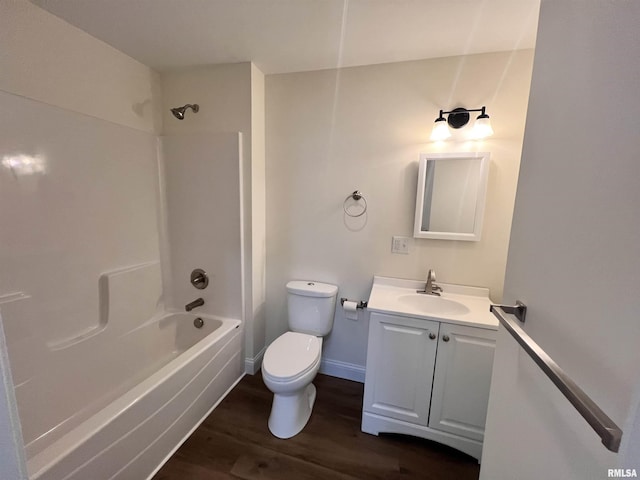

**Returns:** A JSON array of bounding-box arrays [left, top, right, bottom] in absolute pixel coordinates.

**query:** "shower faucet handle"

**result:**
[[190, 269, 209, 289]]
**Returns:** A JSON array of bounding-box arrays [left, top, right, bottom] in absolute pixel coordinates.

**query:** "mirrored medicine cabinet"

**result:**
[[413, 152, 490, 241]]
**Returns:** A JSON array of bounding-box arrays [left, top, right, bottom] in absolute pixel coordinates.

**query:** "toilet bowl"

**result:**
[[262, 332, 322, 439], [262, 280, 337, 438]]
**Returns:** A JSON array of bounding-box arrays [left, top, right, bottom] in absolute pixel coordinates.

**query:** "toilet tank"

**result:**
[[286, 281, 338, 336]]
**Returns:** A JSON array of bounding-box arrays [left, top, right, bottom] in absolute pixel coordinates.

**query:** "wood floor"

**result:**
[[153, 373, 480, 480]]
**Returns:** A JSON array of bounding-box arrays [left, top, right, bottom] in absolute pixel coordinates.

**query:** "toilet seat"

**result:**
[[263, 332, 321, 383]]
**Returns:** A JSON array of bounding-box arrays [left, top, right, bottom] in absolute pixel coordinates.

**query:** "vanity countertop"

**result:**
[[368, 276, 498, 330]]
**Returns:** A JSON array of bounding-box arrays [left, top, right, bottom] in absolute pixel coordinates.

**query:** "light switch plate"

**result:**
[[392, 236, 410, 254]]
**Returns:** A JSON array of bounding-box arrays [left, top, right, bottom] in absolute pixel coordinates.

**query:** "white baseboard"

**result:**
[[244, 346, 266, 375], [319, 358, 365, 383]]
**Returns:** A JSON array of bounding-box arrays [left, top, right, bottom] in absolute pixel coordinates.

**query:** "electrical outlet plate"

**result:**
[[392, 236, 410, 254]]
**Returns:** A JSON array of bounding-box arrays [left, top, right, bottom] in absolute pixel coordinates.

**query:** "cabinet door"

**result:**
[[363, 313, 439, 425], [428, 323, 496, 441]]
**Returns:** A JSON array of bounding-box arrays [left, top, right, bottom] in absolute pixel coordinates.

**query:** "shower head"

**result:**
[[170, 104, 200, 120]]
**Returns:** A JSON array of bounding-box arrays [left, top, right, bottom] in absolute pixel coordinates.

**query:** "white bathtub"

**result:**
[[27, 312, 243, 480]]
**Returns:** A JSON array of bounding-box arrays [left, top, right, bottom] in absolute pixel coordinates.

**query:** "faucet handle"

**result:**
[[428, 269, 436, 281]]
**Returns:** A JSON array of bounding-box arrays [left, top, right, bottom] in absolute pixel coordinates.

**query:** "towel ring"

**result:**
[[343, 190, 367, 217]]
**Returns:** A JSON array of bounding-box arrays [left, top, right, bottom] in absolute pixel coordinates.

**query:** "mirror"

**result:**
[[413, 152, 490, 241]]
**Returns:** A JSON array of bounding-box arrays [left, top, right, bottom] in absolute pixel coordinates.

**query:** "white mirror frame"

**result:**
[[413, 152, 490, 241]]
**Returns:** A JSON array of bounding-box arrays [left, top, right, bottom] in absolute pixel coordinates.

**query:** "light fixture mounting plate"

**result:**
[[447, 107, 470, 129]]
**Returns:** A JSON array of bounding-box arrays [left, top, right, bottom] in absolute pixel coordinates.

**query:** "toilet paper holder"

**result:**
[[340, 298, 368, 309]]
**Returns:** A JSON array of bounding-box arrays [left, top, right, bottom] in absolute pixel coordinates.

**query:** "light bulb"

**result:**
[[471, 115, 494, 139], [430, 118, 451, 141]]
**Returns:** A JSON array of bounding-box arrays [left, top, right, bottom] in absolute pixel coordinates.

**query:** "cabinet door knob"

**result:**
[[442, 335, 450, 342], [429, 332, 436, 340]]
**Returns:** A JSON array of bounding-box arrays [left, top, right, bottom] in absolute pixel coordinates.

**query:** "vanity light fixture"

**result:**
[[430, 106, 494, 141]]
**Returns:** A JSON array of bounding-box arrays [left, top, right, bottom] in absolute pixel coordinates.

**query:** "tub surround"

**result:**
[[161, 132, 243, 321], [0, 90, 162, 457]]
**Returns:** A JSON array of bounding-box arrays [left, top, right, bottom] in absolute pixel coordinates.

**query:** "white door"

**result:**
[[428, 323, 496, 442], [363, 313, 439, 425], [480, 1, 640, 479]]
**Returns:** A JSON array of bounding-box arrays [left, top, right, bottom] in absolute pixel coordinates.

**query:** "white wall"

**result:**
[[160, 63, 267, 369], [0, 0, 161, 133], [265, 51, 534, 373], [161, 64, 252, 136], [480, 1, 640, 477]]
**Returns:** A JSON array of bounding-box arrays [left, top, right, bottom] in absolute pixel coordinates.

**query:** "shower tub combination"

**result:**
[[2, 92, 247, 479], [6, 263, 244, 480]]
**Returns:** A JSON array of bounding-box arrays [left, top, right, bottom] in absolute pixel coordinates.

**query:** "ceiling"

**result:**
[[32, 0, 540, 74]]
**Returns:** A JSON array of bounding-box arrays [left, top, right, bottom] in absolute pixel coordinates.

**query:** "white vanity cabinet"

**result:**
[[362, 311, 496, 460]]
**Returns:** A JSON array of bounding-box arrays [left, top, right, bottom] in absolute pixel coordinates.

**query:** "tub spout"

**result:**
[[185, 298, 204, 312]]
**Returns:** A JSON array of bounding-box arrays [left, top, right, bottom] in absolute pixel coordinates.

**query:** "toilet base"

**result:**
[[268, 383, 317, 439]]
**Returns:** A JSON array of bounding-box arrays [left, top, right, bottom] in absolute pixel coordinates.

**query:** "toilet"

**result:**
[[262, 280, 338, 439]]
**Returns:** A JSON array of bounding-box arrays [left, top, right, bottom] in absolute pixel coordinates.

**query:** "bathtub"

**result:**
[[26, 312, 243, 480]]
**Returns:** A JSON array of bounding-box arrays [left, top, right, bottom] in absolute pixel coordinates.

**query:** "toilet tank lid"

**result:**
[[287, 281, 338, 298]]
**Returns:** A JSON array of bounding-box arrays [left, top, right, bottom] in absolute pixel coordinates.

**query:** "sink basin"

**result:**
[[367, 276, 498, 328], [397, 294, 470, 316]]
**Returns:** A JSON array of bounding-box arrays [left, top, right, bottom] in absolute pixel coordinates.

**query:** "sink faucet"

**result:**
[[417, 269, 442, 296], [185, 298, 204, 312]]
